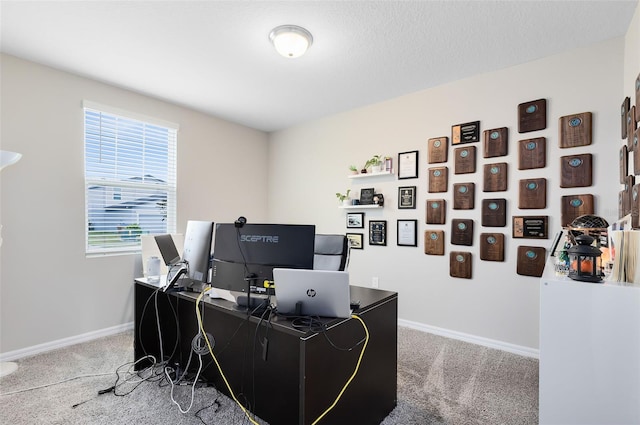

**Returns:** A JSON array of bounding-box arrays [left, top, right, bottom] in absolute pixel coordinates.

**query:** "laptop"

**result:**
[[154, 234, 187, 290], [154, 234, 181, 266], [273, 268, 351, 318]]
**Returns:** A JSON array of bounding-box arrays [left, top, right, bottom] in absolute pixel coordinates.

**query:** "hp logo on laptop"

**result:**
[[306, 289, 316, 297]]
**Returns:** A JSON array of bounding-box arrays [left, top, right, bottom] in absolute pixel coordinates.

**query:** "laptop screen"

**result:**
[[154, 234, 181, 266]]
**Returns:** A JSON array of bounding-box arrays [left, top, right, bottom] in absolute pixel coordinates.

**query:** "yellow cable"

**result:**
[[311, 314, 369, 425], [195, 288, 260, 425]]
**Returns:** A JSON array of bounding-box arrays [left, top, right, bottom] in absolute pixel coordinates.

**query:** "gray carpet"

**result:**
[[0, 327, 538, 424]]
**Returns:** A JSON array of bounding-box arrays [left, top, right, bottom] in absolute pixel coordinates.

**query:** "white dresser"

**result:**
[[539, 260, 640, 424]]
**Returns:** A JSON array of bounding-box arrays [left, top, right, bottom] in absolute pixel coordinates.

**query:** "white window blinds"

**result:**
[[84, 103, 178, 255]]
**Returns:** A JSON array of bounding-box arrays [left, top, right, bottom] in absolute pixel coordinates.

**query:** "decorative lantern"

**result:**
[[567, 234, 603, 282]]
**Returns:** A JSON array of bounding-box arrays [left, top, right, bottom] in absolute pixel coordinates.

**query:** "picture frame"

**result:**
[[369, 220, 387, 246], [346, 212, 364, 229], [360, 188, 375, 205], [397, 219, 417, 247], [346, 233, 364, 250], [398, 186, 417, 209], [398, 150, 419, 179]]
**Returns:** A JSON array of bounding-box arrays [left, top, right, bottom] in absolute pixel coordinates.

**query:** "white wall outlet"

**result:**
[[372, 277, 379, 288]]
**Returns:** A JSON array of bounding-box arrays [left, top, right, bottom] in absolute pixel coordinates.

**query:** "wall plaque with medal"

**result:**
[[483, 162, 508, 192], [516, 246, 546, 277], [428, 137, 448, 164], [453, 183, 475, 209], [451, 219, 473, 246], [426, 199, 446, 224], [483, 127, 508, 158], [454, 146, 476, 174], [559, 112, 592, 148], [480, 233, 505, 262], [424, 230, 445, 255], [518, 99, 547, 133], [518, 137, 546, 170], [481, 198, 506, 227], [560, 154, 592, 188]]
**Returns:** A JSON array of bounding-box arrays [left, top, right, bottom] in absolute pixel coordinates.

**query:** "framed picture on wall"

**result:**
[[346, 233, 364, 250], [346, 212, 364, 228], [398, 151, 419, 179], [397, 219, 417, 247], [369, 220, 387, 246], [398, 186, 417, 209]]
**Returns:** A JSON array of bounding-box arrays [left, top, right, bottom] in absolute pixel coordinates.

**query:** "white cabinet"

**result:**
[[539, 261, 640, 424]]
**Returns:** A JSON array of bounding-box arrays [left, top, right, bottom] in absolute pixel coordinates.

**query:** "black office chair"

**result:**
[[313, 234, 350, 271]]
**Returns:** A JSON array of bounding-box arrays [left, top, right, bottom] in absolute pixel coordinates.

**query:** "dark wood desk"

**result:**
[[134, 281, 397, 425]]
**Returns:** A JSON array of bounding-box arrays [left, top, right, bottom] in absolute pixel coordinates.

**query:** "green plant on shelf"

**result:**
[[336, 189, 351, 202]]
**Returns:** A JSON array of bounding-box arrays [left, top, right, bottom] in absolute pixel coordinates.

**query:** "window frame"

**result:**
[[83, 101, 178, 256]]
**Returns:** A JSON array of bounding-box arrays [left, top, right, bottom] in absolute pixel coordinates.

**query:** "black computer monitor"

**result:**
[[182, 220, 214, 292], [210, 223, 315, 294]]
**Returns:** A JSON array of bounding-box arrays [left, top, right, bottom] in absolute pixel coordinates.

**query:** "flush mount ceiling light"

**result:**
[[269, 25, 313, 58]]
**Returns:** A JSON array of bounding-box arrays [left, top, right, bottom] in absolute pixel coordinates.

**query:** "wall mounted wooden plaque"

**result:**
[[481, 198, 507, 227], [424, 230, 445, 255], [452, 121, 480, 145], [453, 183, 475, 209], [624, 176, 635, 217], [633, 184, 640, 228], [450, 251, 472, 279], [451, 219, 473, 246], [428, 167, 448, 193], [480, 233, 504, 262], [454, 145, 476, 174], [619, 190, 626, 219], [513, 215, 548, 239], [636, 72, 640, 120], [519, 178, 546, 209], [518, 137, 546, 170], [483, 162, 508, 192], [559, 112, 592, 148], [622, 96, 631, 139], [428, 137, 448, 164], [426, 199, 446, 224], [635, 128, 640, 175], [561, 194, 594, 226], [483, 127, 508, 158], [518, 99, 547, 133], [516, 246, 546, 277], [628, 107, 638, 150], [621, 145, 629, 184], [560, 153, 592, 188]]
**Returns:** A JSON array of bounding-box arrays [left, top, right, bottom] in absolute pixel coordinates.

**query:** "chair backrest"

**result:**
[[313, 234, 350, 271]]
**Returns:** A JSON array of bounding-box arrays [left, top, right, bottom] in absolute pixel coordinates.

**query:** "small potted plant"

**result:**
[[349, 165, 359, 175], [336, 189, 351, 206], [363, 155, 383, 173]]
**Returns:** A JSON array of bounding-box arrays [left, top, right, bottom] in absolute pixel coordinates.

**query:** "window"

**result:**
[[84, 101, 178, 255]]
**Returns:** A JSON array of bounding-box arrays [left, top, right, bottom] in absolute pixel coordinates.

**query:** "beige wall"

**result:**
[[268, 37, 627, 352], [0, 54, 269, 353], [2, 9, 638, 355]]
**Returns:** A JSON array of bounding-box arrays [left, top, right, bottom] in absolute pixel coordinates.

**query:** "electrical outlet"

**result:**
[[372, 277, 379, 288]]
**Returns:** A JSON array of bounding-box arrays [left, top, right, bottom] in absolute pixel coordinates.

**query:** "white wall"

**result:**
[[625, 3, 640, 101], [0, 54, 269, 353], [268, 38, 626, 351]]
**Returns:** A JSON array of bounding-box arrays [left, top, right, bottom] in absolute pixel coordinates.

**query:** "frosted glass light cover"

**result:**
[[269, 25, 313, 58]]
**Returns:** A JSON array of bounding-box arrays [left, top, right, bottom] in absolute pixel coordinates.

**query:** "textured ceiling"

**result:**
[[1, 1, 638, 132]]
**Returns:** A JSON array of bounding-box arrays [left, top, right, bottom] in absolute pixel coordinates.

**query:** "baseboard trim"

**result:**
[[0, 322, 134, 362], [398, 318, 539, 359]]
